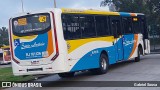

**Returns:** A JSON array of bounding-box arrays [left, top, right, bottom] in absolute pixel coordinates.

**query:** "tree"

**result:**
[[0, 27, 9, 46], [101, 0, 121, 11], [101, 0, 146, 12], [101, 0, 160, 35]]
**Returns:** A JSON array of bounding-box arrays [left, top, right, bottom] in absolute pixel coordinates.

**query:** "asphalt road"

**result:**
[[4, 54, 160, 90], [0, 64, 11, 69]]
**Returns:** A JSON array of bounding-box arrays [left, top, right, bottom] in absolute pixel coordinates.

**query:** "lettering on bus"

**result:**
[[123, 40, 136, 46], [21, 42, 45, 50], [26, 51, 48, 58], [18, 18, 27, 25]]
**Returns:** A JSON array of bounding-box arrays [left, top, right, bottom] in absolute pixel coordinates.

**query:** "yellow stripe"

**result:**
[[13, 35, 37, 40], [61, 8, 120, 15], [1, 46, 10, 49], [67, 36, 115, 53]]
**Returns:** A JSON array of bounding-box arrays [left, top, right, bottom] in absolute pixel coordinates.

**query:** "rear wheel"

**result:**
[[58, 72, 75, 78], [91, 53, 109, 74], [135, 47, 141, 62]]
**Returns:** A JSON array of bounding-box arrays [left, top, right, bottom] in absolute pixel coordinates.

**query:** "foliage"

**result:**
[[0, 67, 34, 81], [0, 27, 9, 46], [101, 0, 160, 33]]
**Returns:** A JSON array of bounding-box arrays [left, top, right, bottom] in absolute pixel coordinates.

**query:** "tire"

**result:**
[[58, 72, 75, 78], [135, 47, 141, 62], [91, 53, 109, 75]]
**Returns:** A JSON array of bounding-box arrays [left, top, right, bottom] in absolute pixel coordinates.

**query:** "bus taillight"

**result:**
[[9, 19, 20, 64], [51, 11, 59, 61]]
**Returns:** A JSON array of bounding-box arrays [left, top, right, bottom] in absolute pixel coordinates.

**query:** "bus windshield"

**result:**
[[12, 13, 51, 36]]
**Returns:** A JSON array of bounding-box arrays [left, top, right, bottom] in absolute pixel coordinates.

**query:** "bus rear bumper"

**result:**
[[12, 60, 68, 76], [13, 70, 64, 76]]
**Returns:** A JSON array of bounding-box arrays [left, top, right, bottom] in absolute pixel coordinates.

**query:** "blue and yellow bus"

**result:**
[[9, 8, 150, 77]]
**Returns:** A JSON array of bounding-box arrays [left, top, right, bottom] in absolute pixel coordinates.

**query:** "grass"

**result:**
[[0, 67, 34, 81]]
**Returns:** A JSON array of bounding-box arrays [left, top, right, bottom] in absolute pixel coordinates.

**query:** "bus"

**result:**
[[0, 46, 11, 64], [9, 8, 150, 77]]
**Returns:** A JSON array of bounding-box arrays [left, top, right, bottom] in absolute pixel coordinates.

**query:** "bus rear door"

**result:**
[[110, 16, 124, 61]]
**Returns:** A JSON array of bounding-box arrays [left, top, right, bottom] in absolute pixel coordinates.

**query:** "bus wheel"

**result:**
[[58, 72, 75, 78], [135, 47, 141, 62], [91, 53, 109, 74]]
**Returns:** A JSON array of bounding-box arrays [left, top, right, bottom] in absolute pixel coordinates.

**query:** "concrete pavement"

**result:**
[[0, 64, 11, 69]]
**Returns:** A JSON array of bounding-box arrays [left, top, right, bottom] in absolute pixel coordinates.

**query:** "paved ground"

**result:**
[[4, 54, 160, 90], [151, 45, 160, 52], [0, 64, 11, 69]]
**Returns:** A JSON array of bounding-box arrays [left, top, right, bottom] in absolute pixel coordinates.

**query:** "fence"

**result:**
[[149, 24, 160, 53]]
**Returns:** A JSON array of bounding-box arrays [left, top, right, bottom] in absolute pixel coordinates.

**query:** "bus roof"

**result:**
[[61, 8, 144, 16]]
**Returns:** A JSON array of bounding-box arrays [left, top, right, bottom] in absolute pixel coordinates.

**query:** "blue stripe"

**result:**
[[70, 34, 135, 72], [119, 12, 131, 17]]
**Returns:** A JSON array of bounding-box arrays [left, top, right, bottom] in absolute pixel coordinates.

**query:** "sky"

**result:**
[[0, 0, 109, 28]]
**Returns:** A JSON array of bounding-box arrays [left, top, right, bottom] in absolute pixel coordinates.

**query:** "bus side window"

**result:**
[[7, 50, 11, 55], [111, 20, 121, 38], [80, 15, 96, 38], [123, 17, 133, 34], [132, 17, 141, 34], [62, 14, 81, 40], [116, 20, 122, 35], [62, 14, 69, 39], [140, 17, 148, 39], [140, 18, 145, 34], [111, 21, 117, 37], [95, 16, 110, 36]]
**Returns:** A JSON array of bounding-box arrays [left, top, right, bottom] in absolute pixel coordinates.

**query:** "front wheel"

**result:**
[[58, 72, 75, 78], [91, 53, 109, 74]]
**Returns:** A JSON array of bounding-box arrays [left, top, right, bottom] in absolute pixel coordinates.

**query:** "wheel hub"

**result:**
[[101, 58, 107, 70]]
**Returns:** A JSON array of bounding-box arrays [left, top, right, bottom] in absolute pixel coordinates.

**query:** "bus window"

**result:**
[[5, 50, 10, 55], [12, 13, 51, 36], [132, 17, 141, 34], [111, 21, 117, 37], [95, 16, 110, 36], [8, 50, 11, 55], [139, 17, 148, 39], [122, 17, 133, 34], [80, 15, 96, 38], [62, 14, 81, 40], [111, 20, 121, 37]]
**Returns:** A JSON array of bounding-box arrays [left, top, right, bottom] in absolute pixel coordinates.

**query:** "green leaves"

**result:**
[[0, 27, 9, 46], [101, 0, 160, 32]]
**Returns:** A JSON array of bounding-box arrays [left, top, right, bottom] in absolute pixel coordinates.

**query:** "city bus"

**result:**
[[0, 46, 11, 64], [9, 8, 150, 77]]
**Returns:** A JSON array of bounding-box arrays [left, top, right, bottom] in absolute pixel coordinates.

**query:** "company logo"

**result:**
[[1, 82, 42, 88], [123, 40, 135, 46], [21, 42, 45, 50], [2, 82, 11, 87], [31, 61, 39, 65]]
